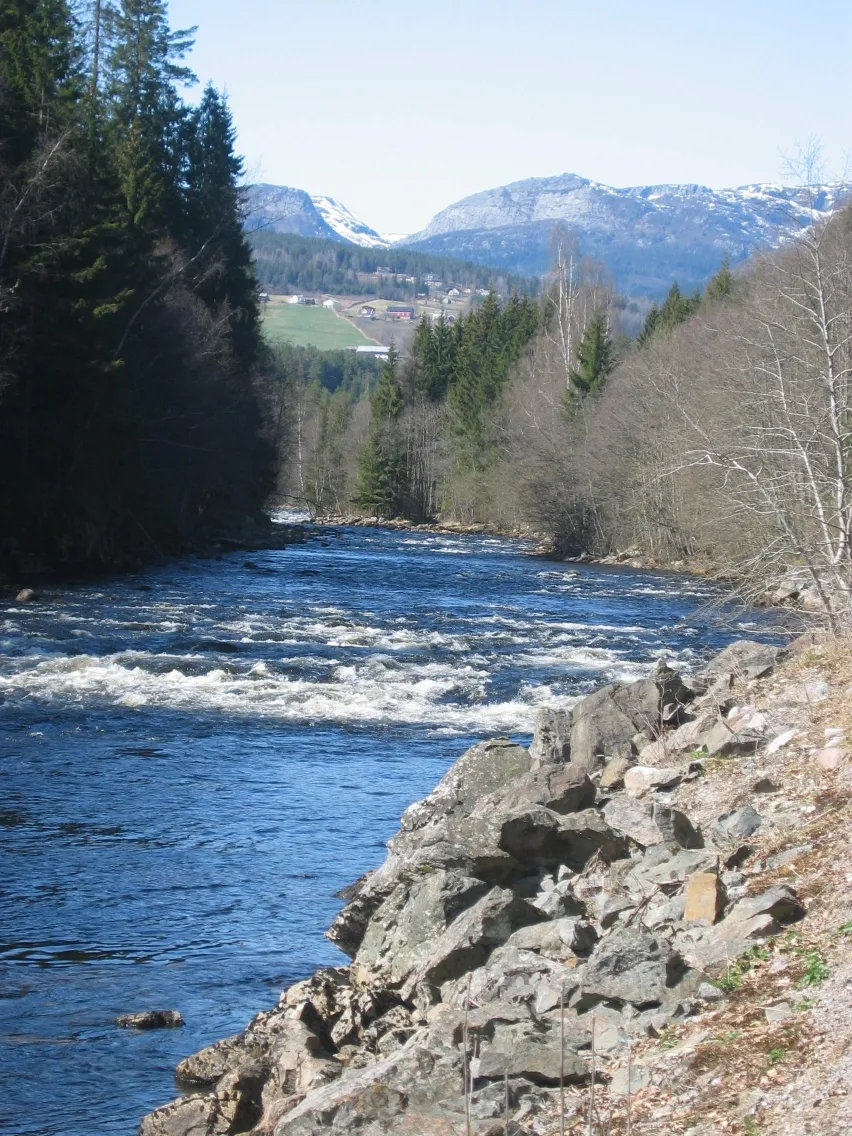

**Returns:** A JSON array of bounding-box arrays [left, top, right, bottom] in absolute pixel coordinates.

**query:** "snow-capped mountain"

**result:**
[[310, 195, 387, 248], [244, 184, 387, 247], [245, 175, 846, 297], [406, 173, 844, 294]]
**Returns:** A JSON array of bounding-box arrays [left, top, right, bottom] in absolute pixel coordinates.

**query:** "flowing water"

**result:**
[[0, 521, 775, 1135]]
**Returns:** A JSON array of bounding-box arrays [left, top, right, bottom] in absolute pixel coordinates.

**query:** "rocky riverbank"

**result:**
[[140, 635, 852, 1136]]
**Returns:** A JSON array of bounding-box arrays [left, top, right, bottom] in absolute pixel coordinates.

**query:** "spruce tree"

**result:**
[[567, 311, 614, 402], [184, 83, 260, 364], [705, 255, 734, 301]]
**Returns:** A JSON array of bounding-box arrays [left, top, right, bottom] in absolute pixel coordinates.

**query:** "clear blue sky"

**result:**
[[167, 0, 851, 235]]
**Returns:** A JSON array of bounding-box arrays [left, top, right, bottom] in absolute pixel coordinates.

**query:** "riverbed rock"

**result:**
[[353, 870, 490, 988], [577, 926, 688, 1010], [399, 886, 547, 999], [116, 1010, 184, 1029], [601, 795, 662, 848], [498, 807, 629, 870], [623, 765, 682, 798], [568, 665, 693, 773], [485, 764, 595, 816], [529, 708, 572, 766], [701, 640, 781, 684], [653, 804, 704, 850]]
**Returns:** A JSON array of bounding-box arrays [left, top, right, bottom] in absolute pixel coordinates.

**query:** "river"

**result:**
[[0, 521, 773, 1135]]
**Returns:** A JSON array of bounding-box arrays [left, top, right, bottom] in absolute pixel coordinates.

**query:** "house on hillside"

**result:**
[[359, 305, 377, 318], [258, 292, 270, 305], [287, 294, 303, 304], [322, 298, 337, 309], [446, 286, 461, 298], [430, 311, 456, 323], [386, 305, 415, 321]]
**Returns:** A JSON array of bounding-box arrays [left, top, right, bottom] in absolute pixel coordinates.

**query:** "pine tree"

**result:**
[[354, 345, 407, 516], [567, 311, 614, 401], [184, 83, 260, 364], [0, 0, 80, 163], [705, 255, 734, 302], [104, 0, 196, 230]]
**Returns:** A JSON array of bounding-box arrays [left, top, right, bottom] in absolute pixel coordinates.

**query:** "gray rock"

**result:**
[[400, 886, 546, 998], [610, 1062, 653, 1096], [701, 640, 781, 683], [116, 1010, 184, 1029], [653, 804, 704, 850], [488, 764, 595, 816], [727, 885, 804, 924], [15, 588, 38, 603], [353, 870, 488, 987], [716, 805, 763, 840], [506, 917, 598, 958], [602, 795, 662, 848], [498, 807, 629, 870], [764, 1001, 793, 1023], [578, 926, 688, 1009], [599, 893, 635, 928], [625, 848, 718, 896], [697, 982, 723, 1002], [623, 765, 682, 797], [570, 687, 638, 772], [477, 1018, 589, 1085], [696, 717, 763, 758], [529, 708, 572, 766]]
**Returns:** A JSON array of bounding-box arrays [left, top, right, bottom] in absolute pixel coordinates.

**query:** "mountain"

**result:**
[[244, 184, 386, 248], [405, 173, 843, 295]]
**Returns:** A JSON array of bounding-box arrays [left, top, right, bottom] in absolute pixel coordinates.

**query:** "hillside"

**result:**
[[248, 230, 536, 299], [405, 174, 843, 294]]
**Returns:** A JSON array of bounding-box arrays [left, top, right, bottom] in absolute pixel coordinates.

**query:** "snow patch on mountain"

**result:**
[[310, 195, 387, 249]]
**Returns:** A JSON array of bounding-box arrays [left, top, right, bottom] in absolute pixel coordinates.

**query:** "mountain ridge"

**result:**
[[245, 174, 845, 297]]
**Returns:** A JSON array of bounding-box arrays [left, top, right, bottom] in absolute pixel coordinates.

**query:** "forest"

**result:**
[[282, 210, 852, 624], [5, 4, 850, 627], [0, 0, 272, 574], [249, 230, 538, 301]]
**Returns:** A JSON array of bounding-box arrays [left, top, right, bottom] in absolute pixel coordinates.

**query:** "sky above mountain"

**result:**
[[167, 0, 852, 235]]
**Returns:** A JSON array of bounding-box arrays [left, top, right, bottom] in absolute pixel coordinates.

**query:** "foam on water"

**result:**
[[0, 523, 783, 1136]]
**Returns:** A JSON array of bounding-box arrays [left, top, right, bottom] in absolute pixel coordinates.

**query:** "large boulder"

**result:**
[[570, 664, 693, 772], [529, 708, 572, 766], [601, 796, 663, 849], [498, 808, 629, 870], [577, 926, 689, 1010], [700, 640, 781, 684], [353, 870, 489, 987], [483, 764, 595, 816], [399, 886, 546, 999]]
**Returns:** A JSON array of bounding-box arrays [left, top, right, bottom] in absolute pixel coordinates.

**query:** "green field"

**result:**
[[261, 301, 374, 349]]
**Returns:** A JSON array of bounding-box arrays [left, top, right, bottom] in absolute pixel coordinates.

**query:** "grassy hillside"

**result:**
[[261, 299, 375, 349]]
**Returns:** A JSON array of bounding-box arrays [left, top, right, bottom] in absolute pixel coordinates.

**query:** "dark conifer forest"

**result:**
[[0, 1, 273, 574]]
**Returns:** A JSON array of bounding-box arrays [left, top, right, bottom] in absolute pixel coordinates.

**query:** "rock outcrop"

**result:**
[[139, 642, 807, 1136]]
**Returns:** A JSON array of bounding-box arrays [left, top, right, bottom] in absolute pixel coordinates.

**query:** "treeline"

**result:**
[[249, 231, 538, 300], [0, 1, 272, 574], [273, 292, 540, 520]]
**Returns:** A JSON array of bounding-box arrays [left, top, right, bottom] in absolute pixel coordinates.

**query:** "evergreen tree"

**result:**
[[568, 311, 614, 399], [705, 255, 734, 301], [104, 0, 195, 230], [0, 0, 80, 163], [184, 83, 260, 364], [354, 345, 408, 516]]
